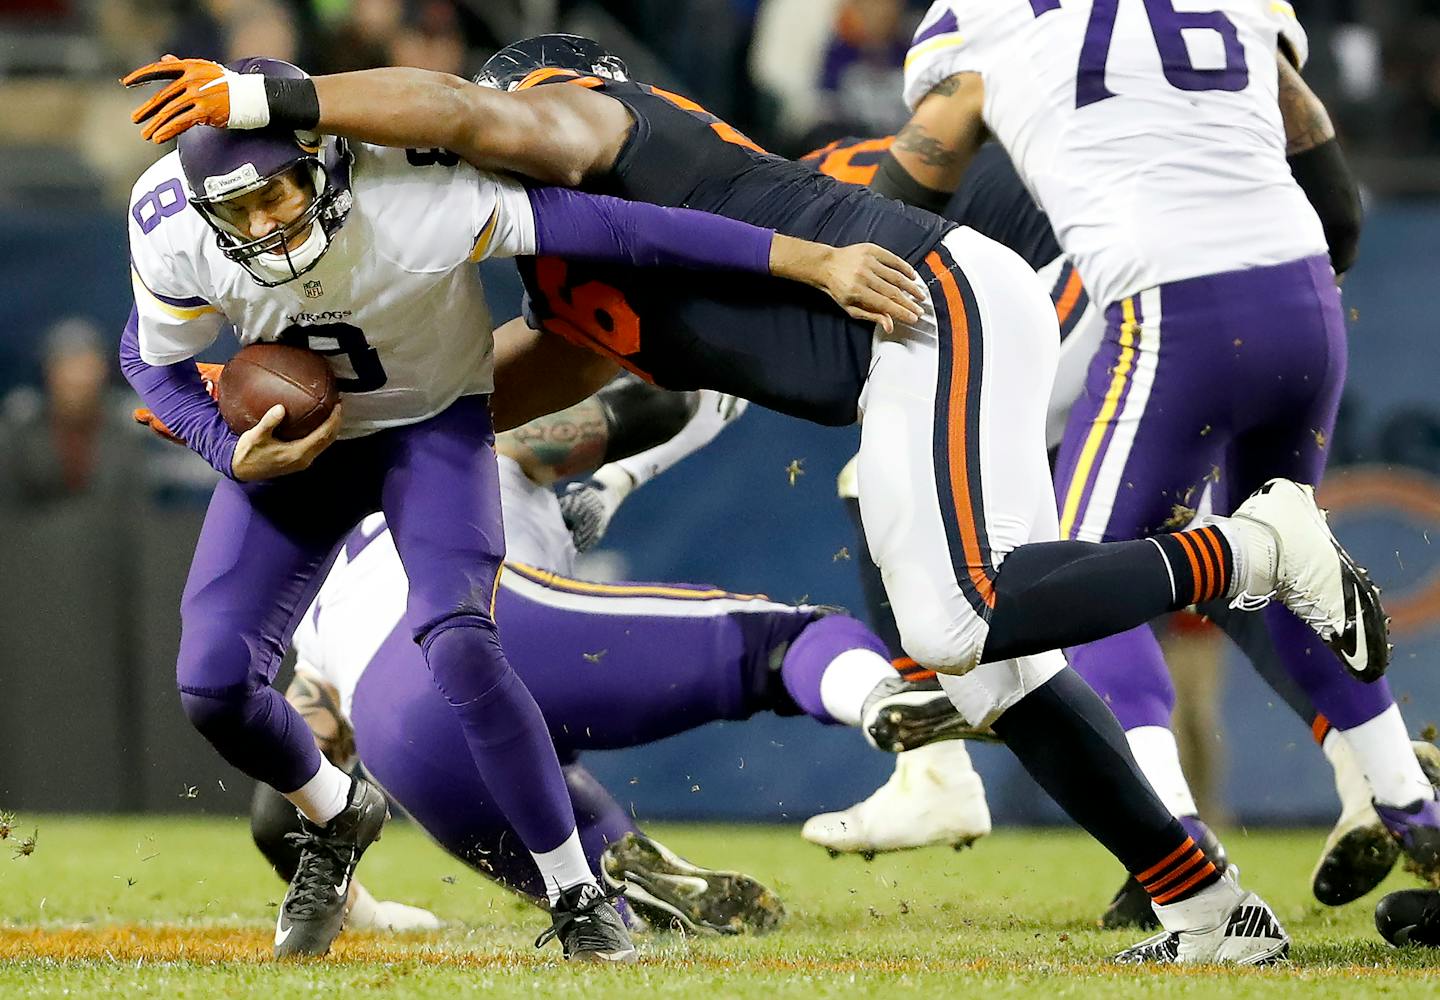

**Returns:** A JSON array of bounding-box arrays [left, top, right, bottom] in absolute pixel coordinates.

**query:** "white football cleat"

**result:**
[[1226, 478, 1390, 681], [1114, 868, 1289, 966], [801, 741, 990, 859]]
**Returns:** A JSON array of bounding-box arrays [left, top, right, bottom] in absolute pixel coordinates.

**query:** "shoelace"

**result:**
[[1230, 587, 1336, 636], [282, 831, 350, 919], [534, 886, 628, 951]]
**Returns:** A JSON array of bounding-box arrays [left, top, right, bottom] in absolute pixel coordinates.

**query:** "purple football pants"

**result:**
[[346, 565, 842, 900], [1053, 255, 1394, 734], [175, 395, 578, 854]]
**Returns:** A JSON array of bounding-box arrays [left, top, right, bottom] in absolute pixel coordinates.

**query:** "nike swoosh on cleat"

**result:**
[[648, 873, 711, 898], [275, 918, 294, 947], [1336, 576, 1367, 674]]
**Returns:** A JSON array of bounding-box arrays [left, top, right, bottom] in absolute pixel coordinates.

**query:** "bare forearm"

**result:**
[[490, 318, 621, 433], [497, 397, 611, 486], [888, 73, 986, 194], [313, 70, 623, 186]]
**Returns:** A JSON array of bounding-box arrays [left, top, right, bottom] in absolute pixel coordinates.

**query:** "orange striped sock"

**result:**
[[1151, 527, 1233, 607], [1135, 835, 1222, 906]]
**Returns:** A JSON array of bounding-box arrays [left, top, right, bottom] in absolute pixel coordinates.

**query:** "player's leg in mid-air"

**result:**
[[851, 226, 1387, 963], [802, 457, 994, 859]]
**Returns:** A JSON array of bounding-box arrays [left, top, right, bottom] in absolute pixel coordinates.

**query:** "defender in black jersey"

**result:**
[[128, 38, 1392, 960]]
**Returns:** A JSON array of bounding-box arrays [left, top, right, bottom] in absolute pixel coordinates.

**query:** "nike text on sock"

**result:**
[[1135, 836, 1221, 905], [284, 760, 352, 826], [1149, 527, 1233, 607]]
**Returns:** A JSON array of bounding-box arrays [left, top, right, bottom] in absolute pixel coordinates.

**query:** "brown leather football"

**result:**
[[218, 343, 338, 441]]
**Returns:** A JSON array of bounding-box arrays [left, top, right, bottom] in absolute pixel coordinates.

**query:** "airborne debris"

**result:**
[[0, 811, 15, 840], [833, 547, 851, 562], [1420, 724, 1438, 744], [582, 649, 608, 663], [1312, 428, 1327, 449], [441, 875, 458, 885], [12, 829, 37, 859], [1396, 551, 1405, 571], [179, 784, 198, 800], [785, 459, 806, 486], [1350, 307, 1360, 322], [1162, 504, 1197, 531], [217, 779, 226, 792]]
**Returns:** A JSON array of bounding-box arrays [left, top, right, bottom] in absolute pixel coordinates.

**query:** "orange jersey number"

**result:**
[[533, 257, 643, 362]]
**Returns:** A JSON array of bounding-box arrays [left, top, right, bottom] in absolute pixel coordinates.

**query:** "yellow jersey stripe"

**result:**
[[505, 561, 770, 603], [1058, 297, 1139, 538], [468, 208, 502, 262], [131, 268, 219, 321], [904, 34, 966, 72]]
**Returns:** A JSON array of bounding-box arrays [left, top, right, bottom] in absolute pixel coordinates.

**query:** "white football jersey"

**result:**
[[904, 0, 1326, 307], [291, 456, 575, 714], [127, 142, 536, 439]]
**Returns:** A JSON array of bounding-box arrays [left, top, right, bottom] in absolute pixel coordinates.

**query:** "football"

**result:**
[[218, 342, 339, 441]]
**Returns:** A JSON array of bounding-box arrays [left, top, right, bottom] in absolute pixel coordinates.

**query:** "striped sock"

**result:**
[[893, 657, 937, 683], [1148, 526, 1233, 607], [1135, 834, 1222, 906]]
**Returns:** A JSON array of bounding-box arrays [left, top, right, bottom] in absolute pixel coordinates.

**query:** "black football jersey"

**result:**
[[513, 71, 954, 426]]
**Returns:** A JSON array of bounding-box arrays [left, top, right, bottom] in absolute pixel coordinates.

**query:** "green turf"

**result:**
[[0, 814, 1434, 997]]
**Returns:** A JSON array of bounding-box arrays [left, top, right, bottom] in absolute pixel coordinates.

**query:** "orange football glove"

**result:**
[[131, 361, 226, 446], [124, 55, 236, 144]]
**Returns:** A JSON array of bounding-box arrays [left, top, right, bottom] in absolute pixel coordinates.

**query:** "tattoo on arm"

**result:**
[[286, 670, 357, 766], [1276, 54, 1334, 156], [498, 397, 610, 485], [892, 121, 967, 170]]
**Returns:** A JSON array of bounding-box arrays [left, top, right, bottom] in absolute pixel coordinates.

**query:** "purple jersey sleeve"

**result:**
[[526, 186, 773, 274], [119, 306, 240, 478]]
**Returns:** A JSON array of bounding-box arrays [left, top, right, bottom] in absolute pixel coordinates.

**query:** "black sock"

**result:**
[[983, 526, 1234, 663], [992, 669, 1220, 903]]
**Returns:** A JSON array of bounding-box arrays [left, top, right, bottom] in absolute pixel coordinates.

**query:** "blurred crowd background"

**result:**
[[2, 1, 1440, 827]]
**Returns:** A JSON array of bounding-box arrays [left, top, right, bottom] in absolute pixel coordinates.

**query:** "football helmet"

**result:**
[[177, 57, 353, 287], [474, 34, 628, 91]]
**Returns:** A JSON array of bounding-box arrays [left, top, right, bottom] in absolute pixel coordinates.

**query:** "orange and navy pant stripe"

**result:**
[[924, 245, 997, 621], [1050, 260, 1089, 342], [1150, 524, 1232, 607], [1135, 835, 1221, 905]]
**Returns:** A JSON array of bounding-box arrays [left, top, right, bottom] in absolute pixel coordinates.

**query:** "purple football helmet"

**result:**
[[177, 57, 353, 287]]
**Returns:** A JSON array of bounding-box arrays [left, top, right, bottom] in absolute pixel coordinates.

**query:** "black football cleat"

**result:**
[[861, 676, 999, 753], [273, 776, 389, 958], [601, 831, 785, 935], [1101, 876, 1160, 931], [1376, 889, 1440, 947], [535, 882, 638, 963]]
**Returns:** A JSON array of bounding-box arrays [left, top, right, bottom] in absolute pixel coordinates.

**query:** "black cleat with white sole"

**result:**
[[601, 832, 785, 935], [861, 676, 998, 753], [535, 882, 638, 962], [1376, 889, 1440, 947], [274, 776, 389, 958]]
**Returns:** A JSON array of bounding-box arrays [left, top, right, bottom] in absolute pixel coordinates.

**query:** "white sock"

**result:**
[[1126, 726, 1199, 819], [1339, 705, 1434, 808], [531, 828, 595, 906], [1199, 515, 1266, 600], [821, 648, 901, 727], [284, 760, 351, 826], [1321, 727, 1377, 820]]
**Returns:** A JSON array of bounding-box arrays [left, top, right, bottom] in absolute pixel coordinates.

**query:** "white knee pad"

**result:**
[[937, 649, 1067, 728], [889, 588, 990, 676]]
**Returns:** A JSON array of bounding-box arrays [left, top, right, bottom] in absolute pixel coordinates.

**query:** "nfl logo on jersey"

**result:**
[[304, 279, 324, 299]]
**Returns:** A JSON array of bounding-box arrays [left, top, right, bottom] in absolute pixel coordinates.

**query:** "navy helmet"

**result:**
[[474, 34, 628, 91], [177, 57, 353, 287]]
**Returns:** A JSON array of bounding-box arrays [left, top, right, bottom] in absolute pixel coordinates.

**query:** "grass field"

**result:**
[[0, 815, 1434, 997]]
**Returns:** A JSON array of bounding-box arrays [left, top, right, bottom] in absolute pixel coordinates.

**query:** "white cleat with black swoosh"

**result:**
[[1225, 478, 1391, 682]]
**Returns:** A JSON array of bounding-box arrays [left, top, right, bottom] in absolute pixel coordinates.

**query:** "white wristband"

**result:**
[[217, 71, 271, 130]]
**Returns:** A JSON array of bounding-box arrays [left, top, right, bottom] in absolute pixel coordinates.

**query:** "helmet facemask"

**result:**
[[189, 154, 351, 288]]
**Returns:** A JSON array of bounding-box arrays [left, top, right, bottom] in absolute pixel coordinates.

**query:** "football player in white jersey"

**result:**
[[119, 55, 929, 963], [240, 378, 949, 937], [877, 0, 1439, 960]]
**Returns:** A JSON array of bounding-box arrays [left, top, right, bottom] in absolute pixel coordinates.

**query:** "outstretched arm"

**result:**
[[125, 57, 631, 187], [870, 73, 986, 212]]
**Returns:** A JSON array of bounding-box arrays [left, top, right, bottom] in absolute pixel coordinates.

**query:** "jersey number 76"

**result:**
[[1032, 0, 1249, 108]]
